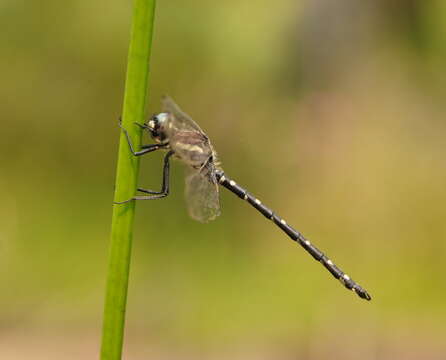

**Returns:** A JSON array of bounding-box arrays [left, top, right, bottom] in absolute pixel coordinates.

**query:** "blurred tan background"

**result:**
[[1, 0, 446, 359]]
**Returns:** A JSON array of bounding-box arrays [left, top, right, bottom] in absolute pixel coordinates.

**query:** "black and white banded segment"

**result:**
[[215, 169, 371, 301]]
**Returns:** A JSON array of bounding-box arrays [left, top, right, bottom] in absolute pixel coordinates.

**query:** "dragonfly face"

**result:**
[[147, 112, 169, 143]]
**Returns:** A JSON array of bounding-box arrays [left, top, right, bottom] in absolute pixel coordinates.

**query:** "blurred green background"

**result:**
[[1, 0, 446, 359]]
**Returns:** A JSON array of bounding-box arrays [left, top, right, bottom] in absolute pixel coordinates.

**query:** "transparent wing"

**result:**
[[184, 164, 221, 223], [162, 95, 207, 136]]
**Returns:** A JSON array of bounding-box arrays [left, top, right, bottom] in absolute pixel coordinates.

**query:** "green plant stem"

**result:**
[[100, 1, 157, 359]]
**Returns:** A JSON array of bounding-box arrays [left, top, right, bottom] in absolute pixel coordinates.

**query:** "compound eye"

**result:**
[[156, 113, 169, 124]]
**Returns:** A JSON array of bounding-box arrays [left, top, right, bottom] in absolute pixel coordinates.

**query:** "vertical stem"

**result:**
[[101, 1, 157, 359]]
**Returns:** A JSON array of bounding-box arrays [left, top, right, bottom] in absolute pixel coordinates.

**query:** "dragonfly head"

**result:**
[[147, 112, 169, 143]]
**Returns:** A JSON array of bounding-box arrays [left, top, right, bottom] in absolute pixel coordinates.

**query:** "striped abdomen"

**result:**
[[215, 169, 371, 301]]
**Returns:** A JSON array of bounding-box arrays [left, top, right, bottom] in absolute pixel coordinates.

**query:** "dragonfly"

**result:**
[[116, 96, 372, 301]]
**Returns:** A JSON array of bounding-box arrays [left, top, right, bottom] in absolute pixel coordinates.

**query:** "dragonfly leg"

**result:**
[[119, 119, 167, 156], [114, 151, 174, 204], [133, 121, 147, 129], [136, 188, 162, 195]]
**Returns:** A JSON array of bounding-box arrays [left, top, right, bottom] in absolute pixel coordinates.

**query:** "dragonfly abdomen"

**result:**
[[215, 169, 371, 301]]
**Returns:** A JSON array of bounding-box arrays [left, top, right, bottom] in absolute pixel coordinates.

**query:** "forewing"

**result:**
[[184, 165, 221, 223], [162, 95, 206, 136]]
